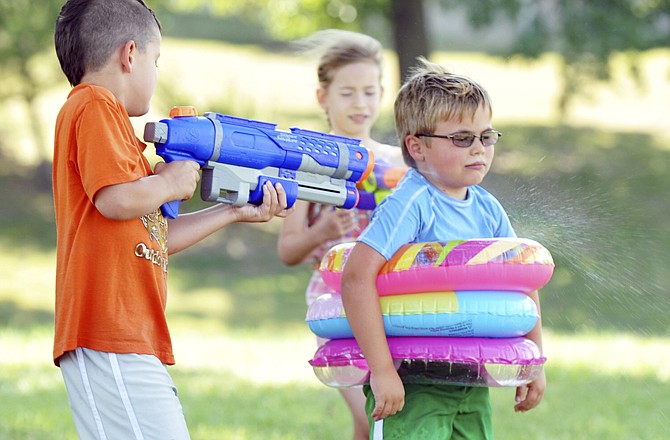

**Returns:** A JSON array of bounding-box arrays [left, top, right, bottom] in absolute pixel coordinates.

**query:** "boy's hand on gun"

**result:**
[[370, 368, 405, 421], [314, 208, 357, 240], [154, 160, 200, 203], [230, 181, 292, 222], [514, 369, 546, 413]]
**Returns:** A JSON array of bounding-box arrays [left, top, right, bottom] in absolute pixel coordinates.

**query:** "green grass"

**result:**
[[1, 210, 669, 438], [2, 326, 670, 439]]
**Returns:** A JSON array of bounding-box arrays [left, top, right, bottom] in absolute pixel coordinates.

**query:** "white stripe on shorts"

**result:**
[[63, 348, 189, 440], [75, 348, 108, 440], [109, 353, 145, 440], [373, 419, 384, 440]]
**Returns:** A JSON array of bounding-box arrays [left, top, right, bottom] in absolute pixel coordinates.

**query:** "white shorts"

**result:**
[[60, 348, 190, 440]]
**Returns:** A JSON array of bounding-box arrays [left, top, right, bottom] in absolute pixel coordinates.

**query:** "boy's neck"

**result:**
[[79, 69, 126, 109], [416, 168, 469, 200], [78, 44, 129, 106]]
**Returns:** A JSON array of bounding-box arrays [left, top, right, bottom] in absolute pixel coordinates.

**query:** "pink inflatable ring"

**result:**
[[309, 336, 546, 388], [319, 238, 554, 296]]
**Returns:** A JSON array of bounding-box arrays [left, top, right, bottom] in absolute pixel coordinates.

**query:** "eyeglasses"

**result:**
[[416, 130, 502, 148]]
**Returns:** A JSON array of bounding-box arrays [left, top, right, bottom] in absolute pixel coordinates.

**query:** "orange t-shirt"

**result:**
[[52, 84, 174, 366]]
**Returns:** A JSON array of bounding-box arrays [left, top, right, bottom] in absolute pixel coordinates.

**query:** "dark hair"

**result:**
[[55, 0, 161, 86]]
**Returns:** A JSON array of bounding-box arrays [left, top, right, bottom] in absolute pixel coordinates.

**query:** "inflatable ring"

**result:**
[[306, 291, 538, 339], [309, 336, 546, 388], [320, 238, 554, 295]]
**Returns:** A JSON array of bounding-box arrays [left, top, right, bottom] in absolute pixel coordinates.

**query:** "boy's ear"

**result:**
[[120, 40, 136, 73], [405, 134, 425, 163]]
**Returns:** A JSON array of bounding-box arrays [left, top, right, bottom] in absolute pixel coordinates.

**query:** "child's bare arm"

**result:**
[[341, 243, 405, 420], [515, 289, 546, 412], [167, 181, 291, 254], [94, 160, 200, 220]]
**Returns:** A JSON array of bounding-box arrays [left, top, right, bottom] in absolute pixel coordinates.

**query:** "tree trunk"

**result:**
[[21, 66, 52, 188], [389, 0, 430, 85]]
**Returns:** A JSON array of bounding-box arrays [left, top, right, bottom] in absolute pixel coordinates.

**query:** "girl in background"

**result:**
[[277, 29, 402, 440]]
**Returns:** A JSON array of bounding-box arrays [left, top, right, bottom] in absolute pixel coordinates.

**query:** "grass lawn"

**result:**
[[2, 325, 669, 439], [1, 230, 669, 439]]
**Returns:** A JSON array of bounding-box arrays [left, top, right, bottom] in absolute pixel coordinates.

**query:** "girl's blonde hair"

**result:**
[[394, 57, 493, 167], [295, 29, 384, 89]]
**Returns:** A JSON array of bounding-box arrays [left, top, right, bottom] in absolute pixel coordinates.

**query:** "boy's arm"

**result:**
[[94, 160, 200, 220], [167, 181, 291, 254], [341, 242, 405, 421], [514, 289, 546, 412]]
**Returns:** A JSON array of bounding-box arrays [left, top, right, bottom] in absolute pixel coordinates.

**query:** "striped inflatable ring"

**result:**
[[319, 238, 554, 295], [306, 291, 538, 339], [309, 336, 546, 388]]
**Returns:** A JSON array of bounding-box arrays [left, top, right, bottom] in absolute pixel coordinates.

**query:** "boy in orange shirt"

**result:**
[[52, 1, 289, 438]]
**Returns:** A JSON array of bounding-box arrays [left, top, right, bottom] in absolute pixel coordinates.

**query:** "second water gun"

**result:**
[[356, 161, 408, 210]]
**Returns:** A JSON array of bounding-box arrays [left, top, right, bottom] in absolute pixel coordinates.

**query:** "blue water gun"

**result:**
[[143, 107, 374, 218]]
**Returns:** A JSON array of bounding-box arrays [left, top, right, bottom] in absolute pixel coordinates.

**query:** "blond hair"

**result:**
[[295, 29, 384, 90], [394, 58, 493, 167]]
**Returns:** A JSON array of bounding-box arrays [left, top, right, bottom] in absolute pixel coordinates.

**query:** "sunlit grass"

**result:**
[[5, 325, 669, 386], [0, 250, 55, 300], [546, 332, 670, 381], [2, 324, 670, 439]]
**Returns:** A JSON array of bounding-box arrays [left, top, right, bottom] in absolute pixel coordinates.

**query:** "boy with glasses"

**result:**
[[340, 58, 545, 439]]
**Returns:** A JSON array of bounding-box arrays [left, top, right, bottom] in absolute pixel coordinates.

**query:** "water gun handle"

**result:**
[[247, 176, 299, 206], [161, 200, 181, 219], [144, 117, 195, 219]]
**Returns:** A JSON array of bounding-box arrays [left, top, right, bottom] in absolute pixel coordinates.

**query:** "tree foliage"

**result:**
[[455, 0, 670, 113], [160, 0, 389, 40], [160, 0, 670, 115], [0, 0, 64, 168], [0, 0, 63, 99], [158, 0, 426, 82], [1, 0, 669, 167]]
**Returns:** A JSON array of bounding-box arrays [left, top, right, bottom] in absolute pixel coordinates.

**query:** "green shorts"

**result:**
[[364, 384, 493, 440]]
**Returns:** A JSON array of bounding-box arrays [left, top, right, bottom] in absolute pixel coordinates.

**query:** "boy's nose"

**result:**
[[470, 137, 486, 152]]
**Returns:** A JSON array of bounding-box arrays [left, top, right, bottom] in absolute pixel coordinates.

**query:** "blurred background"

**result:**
[[1, 0, 669, 439]]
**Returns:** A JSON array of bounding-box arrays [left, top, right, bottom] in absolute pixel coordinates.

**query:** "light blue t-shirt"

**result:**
[[358, 168, 516, 260]]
